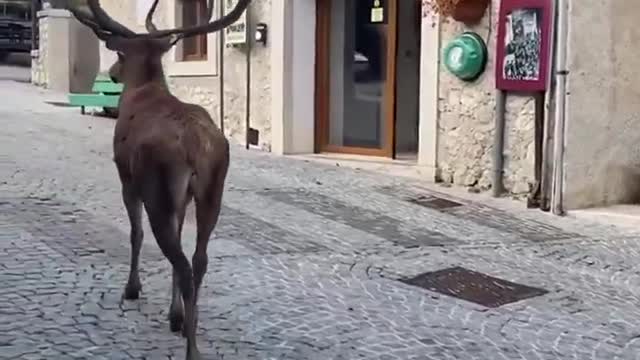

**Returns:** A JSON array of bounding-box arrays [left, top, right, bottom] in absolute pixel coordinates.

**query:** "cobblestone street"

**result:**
[[3, 81, 640, 360]]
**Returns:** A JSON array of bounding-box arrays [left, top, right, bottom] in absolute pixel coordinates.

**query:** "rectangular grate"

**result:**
[[400, 266, 548, 308], [406, 195, 463, 210]]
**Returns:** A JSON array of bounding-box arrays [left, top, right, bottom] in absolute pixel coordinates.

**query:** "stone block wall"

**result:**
[[435, 1, 537, 196], [98, 0, 272, 150], [31, 14, 49, 87]]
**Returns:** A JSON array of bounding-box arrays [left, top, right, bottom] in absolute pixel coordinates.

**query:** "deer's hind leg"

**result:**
[[116, 163, 144, 301], [191, 156, 230, 330], [169, 193, 192, 333], [141, 167, 200, 360]]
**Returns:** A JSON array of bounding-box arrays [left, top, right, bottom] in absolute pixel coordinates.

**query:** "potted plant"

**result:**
[[423, 0, 490, 25]]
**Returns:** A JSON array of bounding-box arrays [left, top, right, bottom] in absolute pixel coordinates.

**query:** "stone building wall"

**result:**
[[31, 14, 49, 87], [98, 0, 272, 150], [435, 1, 536, 196]]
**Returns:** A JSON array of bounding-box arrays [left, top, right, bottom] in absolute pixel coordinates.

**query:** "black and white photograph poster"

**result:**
[[496, 0, 552, 91], [502, 8, 542, 81]]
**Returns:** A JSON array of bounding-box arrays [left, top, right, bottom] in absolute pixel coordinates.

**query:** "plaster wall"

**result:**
[[563, 1, 640, 209]]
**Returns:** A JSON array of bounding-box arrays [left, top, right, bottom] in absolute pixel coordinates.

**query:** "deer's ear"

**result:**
[[105, 36, 128, 52], [153, 36, 175, 54]]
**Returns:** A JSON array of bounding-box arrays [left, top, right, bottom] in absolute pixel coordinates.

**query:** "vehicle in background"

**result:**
[[0, 0, 32, 61]]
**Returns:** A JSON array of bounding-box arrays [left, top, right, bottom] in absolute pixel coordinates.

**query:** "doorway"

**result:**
[[315, 0, 421, 159]]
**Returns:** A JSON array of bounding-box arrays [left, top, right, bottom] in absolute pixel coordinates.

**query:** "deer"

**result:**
[[65, 0, 251, 358]]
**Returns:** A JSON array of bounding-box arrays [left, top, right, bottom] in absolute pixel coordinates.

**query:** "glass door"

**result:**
[[315, 0, 397, 157]]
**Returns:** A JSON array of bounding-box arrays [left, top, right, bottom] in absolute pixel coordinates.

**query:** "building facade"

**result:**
[[31, 0, 538, 199], [37, 0, 640, 213]]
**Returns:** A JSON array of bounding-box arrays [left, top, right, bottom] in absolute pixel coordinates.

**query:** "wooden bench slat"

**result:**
[[68, 93, 120, 108], [92, 81, 124, 93], [68, 75, 122, 115], [95, 74, 112, 81]]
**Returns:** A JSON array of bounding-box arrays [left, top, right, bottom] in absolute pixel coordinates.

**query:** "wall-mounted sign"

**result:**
[[358, 0, 386, 25], [370, 0, 384, 23], [495, 0, 553, 91], [224, 0, 248, 45]]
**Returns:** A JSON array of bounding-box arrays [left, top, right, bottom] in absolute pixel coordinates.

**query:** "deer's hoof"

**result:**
[[186, 347, 201, 360], [123, 283, 141, 300], [169, 312, 184, 333]]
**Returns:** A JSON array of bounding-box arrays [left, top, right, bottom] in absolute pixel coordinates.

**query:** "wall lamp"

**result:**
[[255, 22, 268, 46]]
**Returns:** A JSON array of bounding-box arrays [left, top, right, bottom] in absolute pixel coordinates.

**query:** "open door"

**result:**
[[315, 0, 397, 157]]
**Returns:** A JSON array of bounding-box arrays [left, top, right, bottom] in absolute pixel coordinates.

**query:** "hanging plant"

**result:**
[[422, 0, 490, 26], [429, 0, 461, 18]]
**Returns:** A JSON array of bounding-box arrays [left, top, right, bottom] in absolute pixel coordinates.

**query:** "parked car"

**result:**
[[0, 0, 32, 61]]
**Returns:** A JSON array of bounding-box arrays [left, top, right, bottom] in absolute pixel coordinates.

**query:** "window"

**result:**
[[166, 0, 219, 76], [181, 0, 207, 61]]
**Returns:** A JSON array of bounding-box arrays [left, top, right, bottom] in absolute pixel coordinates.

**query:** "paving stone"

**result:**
[[3, 80, 640, 359]]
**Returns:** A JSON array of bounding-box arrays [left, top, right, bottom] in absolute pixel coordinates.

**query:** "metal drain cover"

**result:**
[[401, 266, 548, 308], [407, 195, 463, 210]]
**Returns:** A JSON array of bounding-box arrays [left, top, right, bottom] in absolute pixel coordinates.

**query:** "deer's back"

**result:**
[[113, 84, 228, 180]]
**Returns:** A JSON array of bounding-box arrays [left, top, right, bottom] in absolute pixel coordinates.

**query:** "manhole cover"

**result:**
[[407, 195, 463, 210], [400, 266, 548, 308]]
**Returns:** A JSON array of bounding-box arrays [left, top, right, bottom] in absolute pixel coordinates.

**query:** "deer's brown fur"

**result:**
[[66, 1, 251, 359]]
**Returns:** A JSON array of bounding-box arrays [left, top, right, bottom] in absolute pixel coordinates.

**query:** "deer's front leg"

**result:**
[[121, 181, 144, 300]]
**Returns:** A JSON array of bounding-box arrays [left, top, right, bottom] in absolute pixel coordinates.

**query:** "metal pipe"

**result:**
[[540, 1, 559, 213], [551, 0, 569, 215], [218, 0, 225, 135], [244, 3, 251, 150], [492, 90, 506, 197], [540, 87, 554, 212], [527, 91, 545, 208]]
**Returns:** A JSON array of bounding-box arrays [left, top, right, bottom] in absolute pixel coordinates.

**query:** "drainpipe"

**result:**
[[244, 3, 252, 150], [551, 0, 569, 215], [539, 87, 554, 212], [527, 91, 545, 208], [492, 90, 506, 197], [539, 0, 560, 212], [218, 0, 225, 135]]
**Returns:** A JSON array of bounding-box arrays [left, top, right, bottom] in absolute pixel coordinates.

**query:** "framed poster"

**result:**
[[495, 0, 553, 91]]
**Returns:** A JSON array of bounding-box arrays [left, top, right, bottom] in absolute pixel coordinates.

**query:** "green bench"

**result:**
[[68, 74, 123, 117]]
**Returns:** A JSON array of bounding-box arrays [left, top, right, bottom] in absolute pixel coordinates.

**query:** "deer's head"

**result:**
[[67, 0, 251, 86]]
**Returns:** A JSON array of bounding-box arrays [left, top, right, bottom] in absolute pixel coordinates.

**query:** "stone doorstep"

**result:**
[[569, 204, 640, 230], [287, 152, 437, 182], [287, 152, 506, 205]]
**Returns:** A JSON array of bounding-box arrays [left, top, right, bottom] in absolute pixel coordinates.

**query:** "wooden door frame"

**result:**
[[314, 0, 398, 158]]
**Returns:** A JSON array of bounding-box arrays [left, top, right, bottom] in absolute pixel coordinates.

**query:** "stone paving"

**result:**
[[3, 80, 640, 360]]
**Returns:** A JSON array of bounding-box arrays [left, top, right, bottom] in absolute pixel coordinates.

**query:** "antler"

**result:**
[[146, 0, 216, 41], [66, 0, 135, 37], [144, 0, 250, 40], [145, 0, 160, 32], [66, 6, 111, 40], [85, 0, 136, 36], [69, 0, 250, 41], [205, 0, 215, 23]]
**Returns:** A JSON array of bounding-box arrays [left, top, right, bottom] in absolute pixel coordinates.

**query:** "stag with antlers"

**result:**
[[65, 0, 251, 358]]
